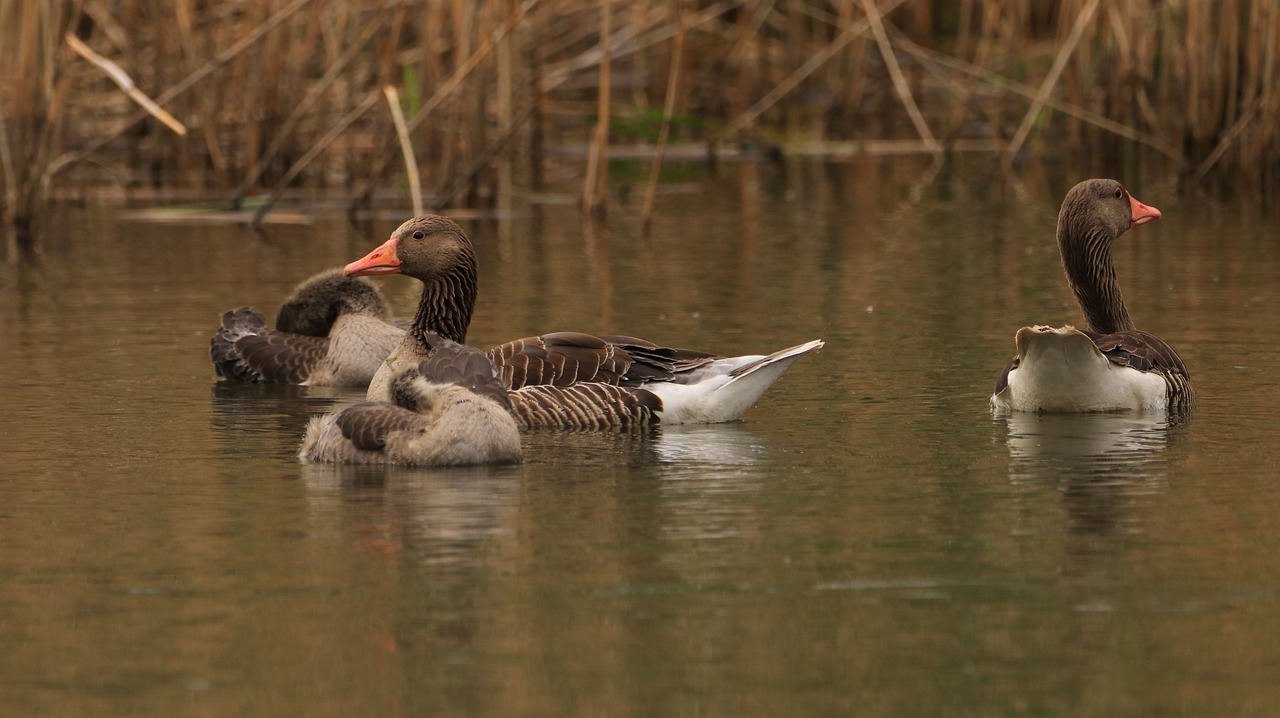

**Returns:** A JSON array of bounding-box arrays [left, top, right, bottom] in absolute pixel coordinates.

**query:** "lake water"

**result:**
[[3, 157, 1280, 716]]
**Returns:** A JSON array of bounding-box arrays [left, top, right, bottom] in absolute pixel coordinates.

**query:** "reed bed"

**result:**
[[1, 0, 1276, 244]]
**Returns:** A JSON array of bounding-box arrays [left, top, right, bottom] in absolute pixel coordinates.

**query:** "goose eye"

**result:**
[[1113, 187, 1124, 200], [412, 230, 425, 239]]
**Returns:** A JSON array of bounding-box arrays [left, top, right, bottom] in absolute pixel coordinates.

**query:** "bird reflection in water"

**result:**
[[996, 411, 1188, 540], [519, 422, 771, 476], [300, 461, 522, 568], [210, 381, 357, 459]]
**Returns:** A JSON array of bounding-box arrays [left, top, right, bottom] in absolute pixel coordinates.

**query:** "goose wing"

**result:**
[[232, 330, 331, 384], [1085, 329, 1189, 375], [334, 402, 421, 451], [1086, 329, 1193, 408], [507, 383, 663, 430], [211, 307, 329, 384], [596, 335, 719, 385], [487, 332, 719, 389], [418, 339, 512, 410]]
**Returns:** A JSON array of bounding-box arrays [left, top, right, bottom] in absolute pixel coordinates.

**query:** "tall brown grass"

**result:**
[[1, 0, 1276, 243]]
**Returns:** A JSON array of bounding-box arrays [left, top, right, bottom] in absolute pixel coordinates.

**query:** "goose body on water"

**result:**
[[299, 338, 522, 465], [211, 269, 405, 387], [991, 179, 1192, 414], [343, 215, 824, 429]]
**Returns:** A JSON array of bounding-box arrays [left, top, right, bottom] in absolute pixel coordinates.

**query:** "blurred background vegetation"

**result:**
[[1, 0, 1277, 244]]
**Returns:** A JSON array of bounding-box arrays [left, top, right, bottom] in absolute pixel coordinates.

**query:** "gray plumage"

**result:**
[[211, 268, 404, 386], [299, 340, 521, 466]]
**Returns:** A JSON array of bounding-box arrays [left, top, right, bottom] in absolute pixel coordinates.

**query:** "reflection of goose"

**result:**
[[1000, 411, 1172, 469], [300, 462, 521, 568], [210, 381, 343, 460], [648, 424, 770, 470], [343, 215, 823, 428], [998, 409, 1177, 499], [998, 411, 1184, 548], [998, 412, 1184, 579], [991, 180, 1192, 414], [211, 269, 403, 386], [513, 423, 771, 473], [299, 338, 522, 466]]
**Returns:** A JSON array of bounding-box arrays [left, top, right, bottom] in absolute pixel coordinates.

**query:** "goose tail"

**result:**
[[652, 339, 824, 424], [210, 307, 269, 382], [991, 326, 1168, 413]]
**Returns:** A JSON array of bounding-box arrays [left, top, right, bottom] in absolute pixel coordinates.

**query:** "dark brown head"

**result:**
[[274, 268, 389, 337], [343, 215, 476, 282], [1057, 178, 1161, 248], [343, 215, 479, 343], [1056, 179, 1162, 334]]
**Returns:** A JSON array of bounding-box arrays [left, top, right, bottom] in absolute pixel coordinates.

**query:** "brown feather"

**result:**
[[507, 383, 662, 430], [415, 336, 513, 410], [1084, 328, 1193, 410], [335, 402, 422, 451], [234, 331, 331, 385]]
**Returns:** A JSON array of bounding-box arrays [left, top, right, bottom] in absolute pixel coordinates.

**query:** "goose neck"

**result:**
[[1060, 226, 1135, 334], [411, 264, 476, 345]]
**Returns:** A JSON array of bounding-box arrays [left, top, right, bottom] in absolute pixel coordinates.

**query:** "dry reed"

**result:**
[[1, 0, 1277, 241]]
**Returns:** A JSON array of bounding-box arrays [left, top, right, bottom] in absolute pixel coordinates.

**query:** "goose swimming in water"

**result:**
[[298, 337, 522, 466], [343, 215, 824, 428], [211, 269, 404, 387], [991, 179, 1192, 414]]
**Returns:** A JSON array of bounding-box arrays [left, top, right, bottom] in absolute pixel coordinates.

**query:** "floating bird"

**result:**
[[991, 179, 1192, 413], [343, 215, 824, 428]]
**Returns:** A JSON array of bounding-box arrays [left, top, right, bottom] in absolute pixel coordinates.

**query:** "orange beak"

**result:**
[[343, 236, 402, 276], [1129, 194, 1161, 227]]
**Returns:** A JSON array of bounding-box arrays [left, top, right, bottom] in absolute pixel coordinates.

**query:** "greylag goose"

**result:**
[[299, 337, 522, 465], [991, 179, 1192, 413], [343, 215, 824, 428], [211, 268, 405, 386]]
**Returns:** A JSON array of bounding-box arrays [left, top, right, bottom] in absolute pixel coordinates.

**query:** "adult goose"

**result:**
[[990, 179, 1192, 414], [299, 337, 522, 465], [343, 215, 824, 428], [211, 268, 405, 386]]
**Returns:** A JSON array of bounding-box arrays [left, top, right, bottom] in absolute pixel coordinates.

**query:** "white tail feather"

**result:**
[[650, 339, 824, 424]]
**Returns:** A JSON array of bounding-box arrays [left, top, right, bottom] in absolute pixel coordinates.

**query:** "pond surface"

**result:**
[[3, 158, 1280, 716]]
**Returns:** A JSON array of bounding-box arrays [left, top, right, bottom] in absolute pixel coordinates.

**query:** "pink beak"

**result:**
[[343, 236, 402, 276], [1129, 194, 1162, 227]]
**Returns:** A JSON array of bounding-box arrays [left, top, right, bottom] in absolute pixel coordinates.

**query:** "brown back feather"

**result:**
[[1083, 328, 1193, 410], [234, 331, 330, 384], [335, 403, 421, 451], [417, 337, 512, 410], [507, 383, 662, 430]]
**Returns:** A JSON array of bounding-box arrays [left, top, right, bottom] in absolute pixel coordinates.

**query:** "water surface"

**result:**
[[3, 159, 1280, 716]]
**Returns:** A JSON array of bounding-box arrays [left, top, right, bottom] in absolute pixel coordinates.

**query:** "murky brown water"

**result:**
[[3, 158, 1280, 716]]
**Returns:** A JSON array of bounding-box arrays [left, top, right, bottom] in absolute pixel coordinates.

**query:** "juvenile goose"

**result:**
[[991, 179, 1192, 414], [343, 215, 824, 427], [211, 268, 405, 386], [299, 337, 522, 465]]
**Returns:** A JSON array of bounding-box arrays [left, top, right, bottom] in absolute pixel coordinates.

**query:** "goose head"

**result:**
[[1058, 179, 1161, 244], [1056, 179, 1162, 335], [344, 215, 479, 343]]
